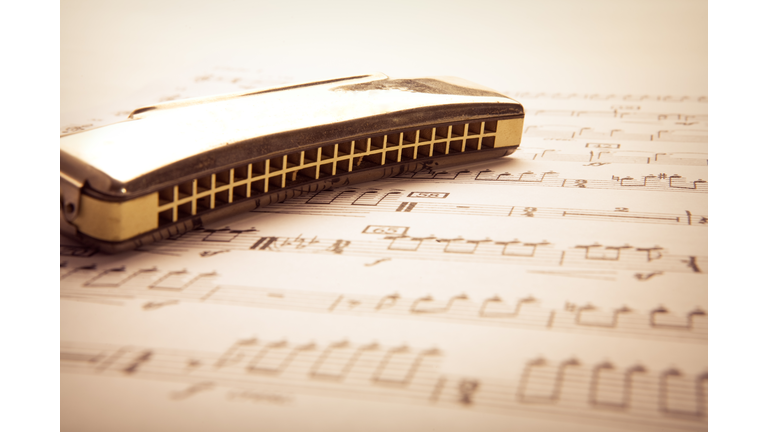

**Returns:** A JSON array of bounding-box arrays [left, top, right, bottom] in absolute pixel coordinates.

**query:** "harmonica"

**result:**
[[60, 73, 525, 253]]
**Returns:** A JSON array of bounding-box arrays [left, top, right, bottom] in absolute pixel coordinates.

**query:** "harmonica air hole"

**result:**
[[363, 153, 382, 167], [370, 136, 384, 151], [215, 169, 231, 188], [233, 165, 249, 182], [450, 140, 464, 153], [386, 133, 401, 148], [179, 180, 194, 199], [196, 196, 211, 212], [418, 128, 433, 142], [452, 124, 466, 138], [178, 202, 193, 219], [159, 208, 174, 226], [214, 190, 229, 207], [403, 131, 417, 145], [158, 186, 175, 206], [417, 143, 431, 157], [466, 138, 480, 151], [252, 179, 267, 194], [153, 119, 510, 229], [269, 175, 284, 190], [233, 184, 248, 201], [197, 175, 213, 193], [253, 160, 267, 176], [435, 126, 449, 140], [386, 149, 399, 163], [287, 152, 302, 166]]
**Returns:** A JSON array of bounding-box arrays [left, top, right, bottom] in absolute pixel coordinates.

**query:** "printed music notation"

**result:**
[[60, 59, 708, 432], [512, 149, 708, 167], [506, 92, 707, 103], [389, 169, 708, 193], [128, 228, 708, 274], [60, 264, 707, 343], [527, 110, 707, 123], [61, 339, 707, 431], [523, 126, 707, 143], [252, 187, 708, 226]]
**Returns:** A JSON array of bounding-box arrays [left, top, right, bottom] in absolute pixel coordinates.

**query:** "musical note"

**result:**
[[634, 272, 663, 281], [575, 304, 632, 328], [60, 263, 97, 280], [170, 382, 216, 400], [248, 187, 708, 228], [650, 306, 707, 330], [60, 62, 708, 432], [523, 125, 706, 143], [310, 341, 377, 381], [364, 258, 391, 267], [247, 341, 316, 375], [125, 230, 709, 274], [202, 228, 257, 242], [61, 266, 708, 343], [659, 369, 708, 418], [200, 250, 229, 257], [142, 300, 179, 310], [391, 168, 708, 194], [216, 337, 258, 368], [457, 379, 480, 405], [479, 296, 536, 318], [588, 363, 646, 410], [521, 148, 708, 166], [372, 346, 441, 387], [85, 266, 157, 287], [61, 340, 708, 430], [510, 91, 707, 103], [122, 350, 152, 374], [149, 270, 217, 291], [518, 358, 581, 404], [411, 294, 469, 314]]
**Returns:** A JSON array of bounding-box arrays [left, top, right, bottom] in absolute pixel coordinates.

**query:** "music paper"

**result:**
[[61, 68, 707, 432]]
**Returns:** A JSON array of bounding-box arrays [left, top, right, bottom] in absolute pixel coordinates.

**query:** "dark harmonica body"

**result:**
[[60, 73, 525, 253]]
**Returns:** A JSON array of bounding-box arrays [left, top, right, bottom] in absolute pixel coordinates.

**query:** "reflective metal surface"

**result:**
[[60, 73, 523, 197]]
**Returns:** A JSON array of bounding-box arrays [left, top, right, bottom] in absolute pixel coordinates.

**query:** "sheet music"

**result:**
[[61, 67, 707, 432]]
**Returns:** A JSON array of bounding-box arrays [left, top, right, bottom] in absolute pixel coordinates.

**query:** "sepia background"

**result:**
[[55, 1, 724, 432], [61, 0, 707, 127]]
